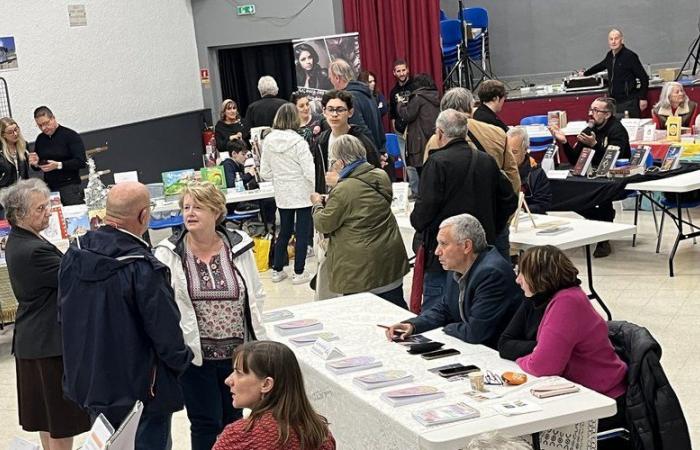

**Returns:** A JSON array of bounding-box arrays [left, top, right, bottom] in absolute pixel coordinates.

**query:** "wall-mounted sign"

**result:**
[[200, 68, 210, 85], [0, 36, 18, 71], [68, 5, 87, 27]]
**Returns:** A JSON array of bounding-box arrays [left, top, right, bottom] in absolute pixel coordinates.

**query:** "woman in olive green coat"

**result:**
[[310, 134, 410, 308]]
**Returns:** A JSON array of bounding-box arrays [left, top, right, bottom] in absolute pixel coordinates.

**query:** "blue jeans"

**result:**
[[273, 207, 312, 274], [493, 227, 511, 261], [180, 360, 243, 450], [422, 271, 449, 312]]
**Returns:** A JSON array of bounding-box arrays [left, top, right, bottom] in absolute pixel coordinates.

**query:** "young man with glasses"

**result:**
[[313, 90, 382, 193], [549, 97, 630, 257]]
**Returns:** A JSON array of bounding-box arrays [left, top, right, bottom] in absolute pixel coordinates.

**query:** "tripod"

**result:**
[[676, 32, 700, 80], [443, 0, 495, 91]]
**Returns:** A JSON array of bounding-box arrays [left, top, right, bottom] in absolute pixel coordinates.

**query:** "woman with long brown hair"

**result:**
[[213, 341, 335, 450]]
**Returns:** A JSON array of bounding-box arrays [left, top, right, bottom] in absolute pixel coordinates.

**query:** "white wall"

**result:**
[[0, 0, 203, 134]]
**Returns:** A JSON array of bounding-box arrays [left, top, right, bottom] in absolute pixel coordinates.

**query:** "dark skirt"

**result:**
[[16, 356, 91, 438]]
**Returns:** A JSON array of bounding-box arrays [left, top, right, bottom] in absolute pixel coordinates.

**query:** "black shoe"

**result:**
[[233, 202, 261, 215], [593, 241, 612, 258]]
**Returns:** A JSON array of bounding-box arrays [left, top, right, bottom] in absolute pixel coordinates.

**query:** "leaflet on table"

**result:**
[[412, 402, 481, 426], [353, 370, 414, 390], [325, 356, 382, 374], [492, 399, 543, 416], [380, 385, 445, 406], [310, 338, 345, 360], [289, 331, 339, 347], [273, 319, 322, 336], [262, 309, 294, 322]]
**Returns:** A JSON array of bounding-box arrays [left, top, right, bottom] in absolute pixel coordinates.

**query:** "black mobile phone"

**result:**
[[406, 341, 444, 355], [438, 364, 480, 378], [38, 159, 49, 165], [421, 348, 461, 360]]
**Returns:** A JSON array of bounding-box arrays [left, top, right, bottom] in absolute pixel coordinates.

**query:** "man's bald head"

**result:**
[[105, 182, 150, 235]]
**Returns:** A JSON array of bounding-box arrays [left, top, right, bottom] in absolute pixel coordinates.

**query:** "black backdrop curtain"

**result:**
[[218, 42, 296, 118]]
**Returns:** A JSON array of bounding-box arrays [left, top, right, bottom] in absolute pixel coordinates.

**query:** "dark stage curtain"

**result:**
[[342, 0, 443, 106], [218, 43, 296, 118]]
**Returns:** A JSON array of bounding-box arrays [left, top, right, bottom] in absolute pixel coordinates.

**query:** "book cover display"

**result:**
[[666, 116, 682, 142], [200, 166, 225, 189], [161, 169, 196, 196], [661, 144, 683, 171], [596, 146, 620, 177], [571, 148, 595, 176]]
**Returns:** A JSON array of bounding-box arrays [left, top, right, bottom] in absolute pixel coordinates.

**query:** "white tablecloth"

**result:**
[[264, 294, 614, 449]]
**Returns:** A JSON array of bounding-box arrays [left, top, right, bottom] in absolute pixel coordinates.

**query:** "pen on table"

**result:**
[[376, 324, 390, 330]]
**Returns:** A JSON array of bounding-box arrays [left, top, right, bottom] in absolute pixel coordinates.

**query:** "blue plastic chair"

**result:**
[[440, 19, 461, 58], [519, 115, 554, 149], [519, 115, 548, 126], [460, 7, 489, 64], [385, 133, 406, 179], [460, 7, 488, 28], [149, 215, 184, 230], [440, 9, 448, 21]]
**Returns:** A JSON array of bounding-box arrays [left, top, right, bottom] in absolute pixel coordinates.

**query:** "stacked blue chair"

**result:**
[[440, 9, 448, 21], [519, 115, 554, 154], [460, 7, 490, 70], [440, 19, 461, 69], [385, 133, 405, 180]]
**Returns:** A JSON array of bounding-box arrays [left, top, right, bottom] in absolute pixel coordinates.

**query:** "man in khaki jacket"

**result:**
[[423, 88, 520, 194]]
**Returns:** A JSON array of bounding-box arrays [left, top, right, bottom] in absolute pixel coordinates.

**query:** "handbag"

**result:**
[[409, 245, 425, 314], [252, 234, 272, 272]]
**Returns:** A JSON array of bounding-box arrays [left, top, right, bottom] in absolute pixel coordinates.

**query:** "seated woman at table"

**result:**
[[215, 99, 250, 152], [652, 81, 698, 129], [213, 341, 336, 450]]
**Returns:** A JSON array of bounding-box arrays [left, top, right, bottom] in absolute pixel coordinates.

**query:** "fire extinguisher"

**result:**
[[202, 126, 218, 167]]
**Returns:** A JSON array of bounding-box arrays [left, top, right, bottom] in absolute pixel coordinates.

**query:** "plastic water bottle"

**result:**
[[235, 173, 244, 192], [624, 110, 630, 119]]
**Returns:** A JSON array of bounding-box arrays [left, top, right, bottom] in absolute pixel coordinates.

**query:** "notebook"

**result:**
[[353, 370, 414, 390], [325, 356, 382, 375], [379, 385, 445, 407], [412, 402, 481, 426], [273, 319, 322, 336]]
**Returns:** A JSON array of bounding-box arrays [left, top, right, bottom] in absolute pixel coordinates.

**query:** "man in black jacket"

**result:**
[[59, 182, 193, 449], [411, 109, 517, 311], [584, 29, 649, 118], [244, 76, 288, 128], [550, 97, 630, 257]]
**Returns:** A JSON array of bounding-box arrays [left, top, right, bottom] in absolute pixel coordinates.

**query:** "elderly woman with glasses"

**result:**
[[215, 99, 250, 152], [310, 134, 409, 306], [0, 117, 30, 188], [1, 179, 90, 450], [652, 81, 698, 129], [154, 181, 265, 450]]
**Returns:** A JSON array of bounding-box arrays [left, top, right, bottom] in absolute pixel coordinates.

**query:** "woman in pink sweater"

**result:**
[[514, 245, 627, 399]]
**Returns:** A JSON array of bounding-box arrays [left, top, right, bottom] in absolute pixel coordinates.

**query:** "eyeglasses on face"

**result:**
[[589, 108, 610, 114], [324, 107, 348, 115], [3, 127, 19, 135]]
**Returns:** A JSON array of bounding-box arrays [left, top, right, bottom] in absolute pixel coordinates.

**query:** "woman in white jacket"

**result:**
[[153, 181, 266, 450], [260, 103, 316, 284]]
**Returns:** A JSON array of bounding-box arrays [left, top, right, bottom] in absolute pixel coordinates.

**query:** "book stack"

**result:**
[[547, 110, 567, 129], [289, 332, 339, 347], [412, 402, 481, 426], [325, 356, 382, 375], [379, 385, 445, 406], [273, 319, 322, 336], [353, 370, 414, 390], [571, 148, 595, 176]]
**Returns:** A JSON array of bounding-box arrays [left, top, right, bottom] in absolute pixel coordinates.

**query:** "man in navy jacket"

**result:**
[[386, 214, 522, 349], [58, 182, 192, 450]]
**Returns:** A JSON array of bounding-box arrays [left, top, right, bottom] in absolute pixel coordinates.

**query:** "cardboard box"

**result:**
[[658, 68, 680, 82]]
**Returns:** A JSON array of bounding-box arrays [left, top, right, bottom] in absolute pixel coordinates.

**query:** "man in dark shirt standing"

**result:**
[[584, 29, 649, 119], [473, 80, 509, 132], [30, 106, 87, 205], [389, 59, 417, 195]]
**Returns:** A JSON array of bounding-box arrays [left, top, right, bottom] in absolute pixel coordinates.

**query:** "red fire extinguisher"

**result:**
[[202, 126, 218, 167], [202, 128, 215, 152]]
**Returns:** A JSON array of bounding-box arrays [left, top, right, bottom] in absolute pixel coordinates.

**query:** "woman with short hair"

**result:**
[[310, 134, 409, 306], [213, 341, 335, 449], [652, 81, 698, 129], [154, 181, 265, 450], [2, 179, 90, 450], [260, 103, 316, 284]]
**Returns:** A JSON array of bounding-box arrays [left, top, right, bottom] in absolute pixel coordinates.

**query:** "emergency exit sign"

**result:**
[[236, 4, 256, 16]]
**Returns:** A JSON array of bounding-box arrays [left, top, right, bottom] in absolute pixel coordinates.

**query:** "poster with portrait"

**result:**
[[0, 36, 18, 71], [292, 32, 361, 115]]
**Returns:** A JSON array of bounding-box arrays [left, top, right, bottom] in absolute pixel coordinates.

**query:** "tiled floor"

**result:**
[[1, 208, 699, 448]]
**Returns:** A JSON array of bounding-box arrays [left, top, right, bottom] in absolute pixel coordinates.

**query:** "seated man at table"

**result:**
[[385, 214, 522, 349], [507, 127, 552, 214], [549, 97, 630, 257]]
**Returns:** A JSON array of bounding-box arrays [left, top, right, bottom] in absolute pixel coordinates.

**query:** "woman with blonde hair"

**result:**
[[0, 117, 30, 188], [215, 99, 250, 152], [652, 81, 697, 129], [154, 181, 265, 450], [214, 341, 335, 449]]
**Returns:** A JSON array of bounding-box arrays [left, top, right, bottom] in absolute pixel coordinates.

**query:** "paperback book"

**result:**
[[289, 332, 339, 347], [666, 116, 682, 142], [325, 356, 382, 375], [629, 146, 651, 168], [273, 319, 322, 336], [199, 166, 226, 189], [661, 144, 683, 171], [571, 148, 595, 176], [262, 309, 294, 322], [595, 145, 620, 177], [379, 385, 445, 407], [353, 370, 414, 390], [412, 402, 481, 426], [161, 169, 196, 197]]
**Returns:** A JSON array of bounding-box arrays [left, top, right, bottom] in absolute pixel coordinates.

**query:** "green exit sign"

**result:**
[[236, 4, 256, 16]]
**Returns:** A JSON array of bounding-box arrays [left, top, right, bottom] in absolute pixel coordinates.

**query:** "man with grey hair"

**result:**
[[507, 126, 551, 214], [328, 59, 385, 151], [411, 109, 517, 312], [245, 75, 287, 128], [386, 213, 522, 348]]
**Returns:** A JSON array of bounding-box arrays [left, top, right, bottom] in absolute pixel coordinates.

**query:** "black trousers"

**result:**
[[577, 201, 616, 223], [57, 183, 84, 206], [614, 98, 641, 119]]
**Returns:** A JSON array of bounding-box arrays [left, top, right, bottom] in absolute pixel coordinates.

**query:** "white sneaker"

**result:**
[[271, 270, 288, 283], [291, 272, 312, 285], [307, 246, 315, 257]]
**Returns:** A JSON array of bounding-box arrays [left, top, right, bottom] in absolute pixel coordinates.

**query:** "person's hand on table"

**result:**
[[548, 125, 567, 144], [385, 322, 414, 341], [576, 131, 597, 147], [39, 160, 61, 172], [325, 171, 339, 187], [639, 99, 648, 112], [310, 192, 324, 206]]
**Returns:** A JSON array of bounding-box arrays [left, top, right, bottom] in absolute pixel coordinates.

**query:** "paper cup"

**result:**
[[468, 371, 485, 392]]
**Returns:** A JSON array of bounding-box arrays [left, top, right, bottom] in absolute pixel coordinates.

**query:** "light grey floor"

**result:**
[[1, 208, 699, 448]]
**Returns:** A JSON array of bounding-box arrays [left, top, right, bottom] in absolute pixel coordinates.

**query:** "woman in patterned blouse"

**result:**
[[154, 181, 265, 450], [213, 341, 335, 450]]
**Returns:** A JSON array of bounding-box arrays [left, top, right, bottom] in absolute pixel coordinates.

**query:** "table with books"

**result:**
[[626, 169, 700, 277], [263, 293, 617, 450]]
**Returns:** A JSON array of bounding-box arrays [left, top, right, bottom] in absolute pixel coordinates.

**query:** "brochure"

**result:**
[[262, 309, 294, 322], [412, 402, 481, 426], [493, 399, 543, 416], [353, 370, 414, 390], [273, 319, 323, 336], [325, 356, 382, 375], [380, 385, 445, 406]]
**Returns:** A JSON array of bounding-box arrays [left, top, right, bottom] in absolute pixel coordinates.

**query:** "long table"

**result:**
[[263, 294, 616, 450], [626, 170, 700, 276]]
